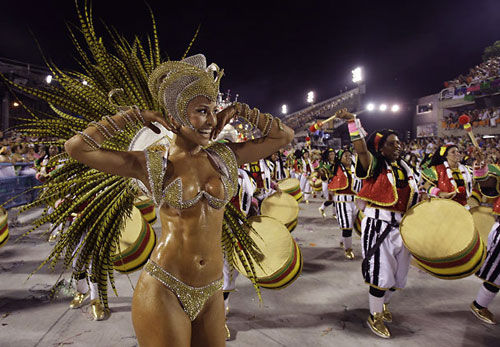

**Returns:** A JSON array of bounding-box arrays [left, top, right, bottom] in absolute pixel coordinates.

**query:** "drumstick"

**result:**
[[458, 115, 480, 148]]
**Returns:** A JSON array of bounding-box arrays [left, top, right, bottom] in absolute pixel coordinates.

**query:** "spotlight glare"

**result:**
[[82, 80, 88, 86], [281, 104, 288, 114], [391, 104, 400, 112], [366, 103, 375, 111], [13, 101, 20, 107], [307, 91, 315, 104], [352, 67, 363, 83], [45, 75, 52, 84], [379, 104, 388, 111]]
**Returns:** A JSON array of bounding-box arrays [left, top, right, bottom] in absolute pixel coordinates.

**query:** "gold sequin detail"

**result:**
[[140, 142, 238, 209], [148, 54, 223, 130], [144, 260, 223, 321]]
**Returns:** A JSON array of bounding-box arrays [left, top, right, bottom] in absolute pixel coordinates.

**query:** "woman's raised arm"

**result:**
[[65, 109, 170, 180], [217, 103, 294, 165]]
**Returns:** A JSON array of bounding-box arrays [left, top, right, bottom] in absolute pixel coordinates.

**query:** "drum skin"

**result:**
[[278, 178, 303, 202], [261, 193, 299, 232], [112, 206, 156, 273], [0, 207, 8, 248], [400, 198, 485, 279], [233, 216, 303, 289]]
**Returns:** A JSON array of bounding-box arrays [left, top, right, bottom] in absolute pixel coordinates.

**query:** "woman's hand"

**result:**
[[335, 108, 356, 122], [212, 104, 239, 140], [438, 191, 457, 199], [140, 110, 179, 135]]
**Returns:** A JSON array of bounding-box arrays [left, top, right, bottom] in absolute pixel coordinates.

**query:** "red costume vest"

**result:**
[[434, 164, 467, 206], [357, 168, 413, 213], [328, 166, 355, 195]]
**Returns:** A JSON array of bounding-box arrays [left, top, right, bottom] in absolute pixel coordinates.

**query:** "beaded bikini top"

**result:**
[[137, 142, 238, 210]]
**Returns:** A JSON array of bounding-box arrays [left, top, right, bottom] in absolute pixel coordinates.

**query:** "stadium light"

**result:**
[[281, 104, 288, 114], [391, 104, 400, 112], [352, 67, 363, 83], [366, 103, 375, 111], [13, 102, 19, 107], [307, 91, 315, 104], [82, 80, 88, 86], [379, 104, 387, 111], [45, 75, 52, 84]]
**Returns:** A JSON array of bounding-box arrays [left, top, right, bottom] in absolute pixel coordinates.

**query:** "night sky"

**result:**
[[1, 0, 499, 118]]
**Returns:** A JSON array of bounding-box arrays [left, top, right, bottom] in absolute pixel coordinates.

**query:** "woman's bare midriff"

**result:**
[[148, 202, 225, 287]]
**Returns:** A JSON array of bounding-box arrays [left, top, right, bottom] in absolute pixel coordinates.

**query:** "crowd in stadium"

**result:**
[[444, 106, 500, 128], [444, 56, 500, 88]]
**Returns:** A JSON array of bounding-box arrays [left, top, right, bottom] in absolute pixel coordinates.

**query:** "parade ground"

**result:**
[[1, 198, 499, 347]]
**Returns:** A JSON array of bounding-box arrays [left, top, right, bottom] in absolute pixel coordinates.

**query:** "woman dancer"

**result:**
[[327, 149, 361, 260], [298, 149, 314, 203], [338, 111, 419, 339], [422, 144, 473, 207], [318, 148, 336, 218], [65, 55, 294, 346]]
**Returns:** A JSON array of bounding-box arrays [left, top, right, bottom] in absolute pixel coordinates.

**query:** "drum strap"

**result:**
[[361, 216, 398, 279]]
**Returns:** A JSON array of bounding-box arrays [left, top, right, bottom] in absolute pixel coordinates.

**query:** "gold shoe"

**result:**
[[90, 299, 110, 321], [319, 207, 326, 218], [367, 312, 391, 338], [382, 303, 393, 322], [69, 292, 89, 309], [225, 323, 231, 341], [344, 248, 355, 260], [224, 299, 230, 316], [470, 303, 497, 325]]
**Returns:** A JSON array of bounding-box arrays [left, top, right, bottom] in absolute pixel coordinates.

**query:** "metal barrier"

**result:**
[[0, 163, 39, 209]]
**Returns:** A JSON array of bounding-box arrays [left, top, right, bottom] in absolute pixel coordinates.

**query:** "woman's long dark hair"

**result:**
[[365, 129, 399, 179], [321, 148, 334, 163], [428, 144, 458, 167], [332, 149, 352, 176]]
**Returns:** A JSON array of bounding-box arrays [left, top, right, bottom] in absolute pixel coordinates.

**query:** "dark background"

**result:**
[[1, 0, 499, 134]]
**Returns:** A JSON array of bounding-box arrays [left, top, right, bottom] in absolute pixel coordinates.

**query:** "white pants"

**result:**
[[321, 181, 329, 199], [334, 195, 356, 230], [477, 222, 500, 287], [299, 174, 311, 201], [223, 255, 238, 292], [361, 208, 410, 290]]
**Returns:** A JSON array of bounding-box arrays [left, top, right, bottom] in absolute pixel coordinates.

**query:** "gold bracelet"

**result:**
[[88, 121, 112, 140], [132, 106, 146, 125], [261, 114, 271, 135], [76, 131, 100, 150], [104, 116, 120, 132], [120, 110, 136, 125], [263, 114, 274, 136]]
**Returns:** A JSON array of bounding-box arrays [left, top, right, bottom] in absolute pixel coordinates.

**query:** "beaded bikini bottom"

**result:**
[[144, 260, 223, 321]]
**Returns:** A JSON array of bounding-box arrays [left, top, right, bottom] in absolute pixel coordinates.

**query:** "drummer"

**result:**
[[297, 148, 314, 204], [63, 196, 109, 321], [267, 151, 288, 182], [318, 148, 336, 218], [245, 158, 276, 203], [326, 148, 362, 260], [421, 144, 473, 208], [338, 111, 420, 339], [470, 155, 500, 325]]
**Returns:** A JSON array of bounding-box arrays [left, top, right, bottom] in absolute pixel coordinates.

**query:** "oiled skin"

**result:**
[[65, 96, 294, 346]]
